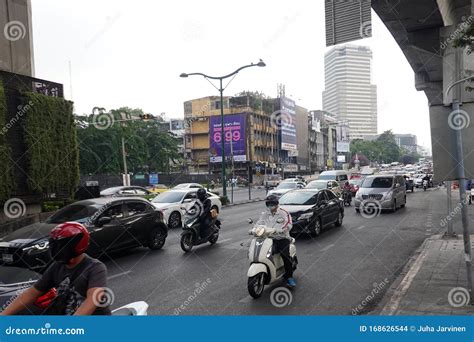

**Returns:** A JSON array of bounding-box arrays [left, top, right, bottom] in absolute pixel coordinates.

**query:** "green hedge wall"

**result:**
[[0, 81, 15, 202], [23, 92, 79, 197]]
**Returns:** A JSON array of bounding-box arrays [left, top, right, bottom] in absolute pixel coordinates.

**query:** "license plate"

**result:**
[[2, 254, 13, 263]]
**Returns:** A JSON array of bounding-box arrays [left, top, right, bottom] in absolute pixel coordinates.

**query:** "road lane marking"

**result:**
[[355, 225, 366, 230], [320, 244, 335, 252]]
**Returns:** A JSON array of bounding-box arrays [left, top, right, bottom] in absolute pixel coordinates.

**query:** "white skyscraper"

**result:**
[[322, 44, 377, 139]]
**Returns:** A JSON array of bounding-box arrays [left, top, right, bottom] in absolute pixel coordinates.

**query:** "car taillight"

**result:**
[[34, 288, 57, 309]]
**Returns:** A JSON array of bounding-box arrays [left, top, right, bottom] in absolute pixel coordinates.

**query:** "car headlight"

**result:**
[[23, 240, 49, 254], [356, 191, 362, 199], [298, 212, 313, 221], [384, 191, 393, 200]]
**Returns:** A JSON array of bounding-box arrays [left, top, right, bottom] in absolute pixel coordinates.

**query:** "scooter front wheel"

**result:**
[[180, 232, 194, 252], [248, 273, 265, 298]]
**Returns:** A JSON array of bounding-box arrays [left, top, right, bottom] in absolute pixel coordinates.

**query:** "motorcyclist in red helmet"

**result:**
[[1, 222, 111, 315]]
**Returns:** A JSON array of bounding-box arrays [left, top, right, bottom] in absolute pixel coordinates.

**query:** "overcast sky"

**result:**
[[31, 0, 431, 148]]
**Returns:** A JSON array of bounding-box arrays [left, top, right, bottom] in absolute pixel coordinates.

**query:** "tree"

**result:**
[[376, 130, 400, 163], [76, 107, 182, 175]]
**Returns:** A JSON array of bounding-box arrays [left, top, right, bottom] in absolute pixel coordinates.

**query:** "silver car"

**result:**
[[354, 175, 407, 212]]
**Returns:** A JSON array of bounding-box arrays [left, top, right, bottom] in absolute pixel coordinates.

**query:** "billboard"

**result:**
[[280, 97, 297, 151], [336, 123, 350, 152], [209, 114, 247, 163]]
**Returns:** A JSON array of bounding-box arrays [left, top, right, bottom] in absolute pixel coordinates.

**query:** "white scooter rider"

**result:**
[[260, 195, 296, 288]]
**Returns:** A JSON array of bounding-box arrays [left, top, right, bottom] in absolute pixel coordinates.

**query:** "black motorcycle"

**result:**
[[342, 189, 352, 206], [180, 204, 220, 253]]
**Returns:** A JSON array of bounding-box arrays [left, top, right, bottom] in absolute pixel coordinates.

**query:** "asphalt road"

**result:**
[[104, 186, 460, 315]]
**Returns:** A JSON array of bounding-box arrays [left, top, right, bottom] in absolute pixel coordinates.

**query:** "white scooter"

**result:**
[[112, 301, 149, 316], [246, 216, 298, 298]]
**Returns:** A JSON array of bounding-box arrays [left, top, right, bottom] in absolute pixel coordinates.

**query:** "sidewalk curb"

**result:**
[[377, 235, 437, 315], [223, 198, 265, 208]]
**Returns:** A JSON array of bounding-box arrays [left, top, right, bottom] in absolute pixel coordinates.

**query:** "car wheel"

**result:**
[[335, 211, 343, 227], [311, 218, 322, 236], [168, 211, 182, 229], [391, 200, 397, 212], [401, 196, 406, 208], [148, 226, 166, 250]]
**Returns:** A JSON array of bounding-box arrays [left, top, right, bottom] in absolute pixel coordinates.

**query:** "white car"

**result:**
[[172, 183, 204, 190], [267, 182, 305, 198], [151, 189, 221, 229]]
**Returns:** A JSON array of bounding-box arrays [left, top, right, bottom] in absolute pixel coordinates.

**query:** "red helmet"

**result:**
[[49, 222, 90, 263]]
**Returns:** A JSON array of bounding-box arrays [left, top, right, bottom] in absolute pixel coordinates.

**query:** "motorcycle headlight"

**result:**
[[298, 212, 313, 221], [23, 240, 49, 254], [255, 226, 265, 237]]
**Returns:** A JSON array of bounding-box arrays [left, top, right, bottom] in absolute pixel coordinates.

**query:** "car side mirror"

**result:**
[[182, 198, 192, 204], [247, 218, 253, 224], [96, 216, 112, 227]]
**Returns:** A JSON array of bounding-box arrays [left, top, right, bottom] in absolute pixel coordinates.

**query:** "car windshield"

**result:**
[[279, 192, 317, 205], [152, 191, 185, 203], [46, 204, 100, 224], [276, 183, 296, 190], [306, 181, 326, 190], [361, 177, 393, 188], [318, 175, 335, 180]]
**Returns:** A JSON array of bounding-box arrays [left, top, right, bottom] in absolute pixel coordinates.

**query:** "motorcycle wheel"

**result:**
[[180, 232, 194, 252], [248, 273, 265, 299], [208, 232, 219, 245]]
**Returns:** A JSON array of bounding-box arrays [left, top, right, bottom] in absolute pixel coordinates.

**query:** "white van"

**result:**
[[318, 170, 350, 186]]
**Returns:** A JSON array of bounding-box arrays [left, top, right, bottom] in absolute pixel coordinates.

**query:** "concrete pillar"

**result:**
[[0, 0, 34, 76]]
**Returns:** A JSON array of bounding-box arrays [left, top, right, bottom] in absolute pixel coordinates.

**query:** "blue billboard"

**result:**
[[280, 97, 297, 151], [209, 113, 247, 163]]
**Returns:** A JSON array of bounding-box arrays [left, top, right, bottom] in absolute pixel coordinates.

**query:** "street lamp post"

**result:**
[[180, 60, 265, 198], [445, 70, 474, 304]]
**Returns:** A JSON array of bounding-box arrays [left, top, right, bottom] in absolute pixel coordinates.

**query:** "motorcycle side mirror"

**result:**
[[247, 218, 253, 224]]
